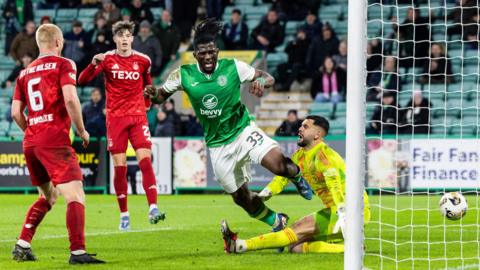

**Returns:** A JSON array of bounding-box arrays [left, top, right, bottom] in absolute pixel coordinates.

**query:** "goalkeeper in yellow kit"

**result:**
[[221, 115, 371, 254]]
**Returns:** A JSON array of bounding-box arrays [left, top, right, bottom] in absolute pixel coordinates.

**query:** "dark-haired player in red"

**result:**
[[78, 21, 164, 231], [11, 23, 104, 264]]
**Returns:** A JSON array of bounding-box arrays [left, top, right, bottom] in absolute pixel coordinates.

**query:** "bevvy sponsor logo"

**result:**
[[200, 94, 222, 118]]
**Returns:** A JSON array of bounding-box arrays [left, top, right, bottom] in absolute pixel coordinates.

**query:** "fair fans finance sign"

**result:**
[[410, 139, 480, 188]]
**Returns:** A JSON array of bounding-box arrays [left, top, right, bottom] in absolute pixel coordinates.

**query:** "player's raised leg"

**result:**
[[13, 181, 57, 262], [56, 180, 105, 264], [260, 147, 313, 200], [231, 184, 288, 230], [135, 148, 166, 224], [111, 153, 130, 231]]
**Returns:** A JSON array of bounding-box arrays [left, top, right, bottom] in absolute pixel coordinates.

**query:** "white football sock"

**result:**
[[17, 239, 31, 248]]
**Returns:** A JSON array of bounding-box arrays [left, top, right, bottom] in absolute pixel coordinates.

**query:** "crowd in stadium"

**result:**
[[1, 0, 477, 137]]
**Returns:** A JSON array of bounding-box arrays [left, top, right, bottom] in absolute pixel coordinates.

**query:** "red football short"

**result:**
[[106, 115, 152, 154], [24, 146, 83, 186]]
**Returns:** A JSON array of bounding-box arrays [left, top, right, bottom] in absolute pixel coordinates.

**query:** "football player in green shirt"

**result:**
[[144, 19, 312, 232]]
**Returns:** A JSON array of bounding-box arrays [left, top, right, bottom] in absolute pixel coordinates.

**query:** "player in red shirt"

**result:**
[[78, 21, 164, 231], [10, 24, 104, 264]]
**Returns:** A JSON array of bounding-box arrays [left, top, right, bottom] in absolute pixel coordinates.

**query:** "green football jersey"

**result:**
[[163, 58, 256, 147]]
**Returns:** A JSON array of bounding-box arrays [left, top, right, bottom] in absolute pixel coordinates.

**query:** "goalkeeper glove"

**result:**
[[257, 187, 273, 201], [333, 205, 346, 238]]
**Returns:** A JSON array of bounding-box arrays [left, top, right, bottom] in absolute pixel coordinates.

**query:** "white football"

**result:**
[[439, 192, 468, 220]]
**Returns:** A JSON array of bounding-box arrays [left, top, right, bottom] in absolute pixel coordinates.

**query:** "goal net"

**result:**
[[347, 1, 480, 269]]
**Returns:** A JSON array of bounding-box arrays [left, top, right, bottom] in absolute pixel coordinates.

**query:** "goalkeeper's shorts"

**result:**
[[313, 206, 371, 242]]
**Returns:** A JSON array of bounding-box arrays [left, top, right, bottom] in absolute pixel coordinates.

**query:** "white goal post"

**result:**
[[345, 0, 367, 269]]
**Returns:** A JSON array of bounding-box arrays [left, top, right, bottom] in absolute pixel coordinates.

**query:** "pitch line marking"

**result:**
[[0, 227, 173, 243]]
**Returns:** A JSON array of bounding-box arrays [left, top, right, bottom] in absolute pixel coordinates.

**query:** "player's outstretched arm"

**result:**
[[144, 85, 173, 105], [258, 175, 289, 201], [249, 69, 275, 98], [11, 100, 27, 131], [78, 54, 105, 86], [62, 84, 89, 147]]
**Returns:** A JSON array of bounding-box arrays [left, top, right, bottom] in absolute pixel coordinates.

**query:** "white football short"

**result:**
[[209, 122, 278, 193]]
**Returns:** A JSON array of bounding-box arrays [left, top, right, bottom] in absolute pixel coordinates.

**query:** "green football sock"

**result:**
[[250, 204, 277, 226]]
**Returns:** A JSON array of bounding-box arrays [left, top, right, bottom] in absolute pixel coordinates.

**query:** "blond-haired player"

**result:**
[[11, 23, 104, 264]]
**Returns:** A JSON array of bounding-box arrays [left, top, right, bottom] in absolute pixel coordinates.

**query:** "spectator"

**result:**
[[332, 40, 347, 72], [368, 91, 398, 135], [401, 90, 431, 134], [420, 43, 453, 84], [94, 0, 121, 28], [90, 31, 112, 58], [182, 110, 203, 136], [81, 0, 99, 8], [367, 39, 382, 72], [154, 110, 175, 137], [9, 20, 38, 62], [221, 8, 248, 50], [163, 99, 182, 135], [129, 0, 154, 28], [63, 20, 90, 70], [301, 12, 322, 41], [463, 14, 479, 50], [2, 0, 33, 55], [367, 56, 399, 102], [306, 23, 339, 77], [275, 109, 303, 137], [1, 53, 32, 88], [59, 0, 81, 8], [4, 98, 14, 136], [172, 0, 200, 42], [40, 16, 52, 25], [250, 9, 285, 53], [88, 16, 113, 48], [82, 88, 106, 137], [268, 0, 309, 21], [382, 16, 398, 56], [133, 20, 162, 76], [398, 7, 430, 68], [446, 0, 477, 38], [312, 56, 346, 103], [121, 8, 132, 22], [85, 31, 111, 88], [147, 104, 159, 133], [276, 27, 309, 91], [152, 9, 181, 70], [206, 0, 223, 20]]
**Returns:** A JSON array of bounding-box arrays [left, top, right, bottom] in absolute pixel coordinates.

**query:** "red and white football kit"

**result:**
[[13, 54, 86, 253], [78, 50, 152, 154], [78, 50, 158, 217], [13, 54, 83, 186]]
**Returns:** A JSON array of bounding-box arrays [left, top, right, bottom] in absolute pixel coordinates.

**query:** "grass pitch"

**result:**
[[0, 194, 478, 270]]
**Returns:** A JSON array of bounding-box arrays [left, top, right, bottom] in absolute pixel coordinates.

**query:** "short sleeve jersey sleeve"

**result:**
[[59, 59, 77, 87], [234, 59, 255, 83], [162, 68, 183, 93]]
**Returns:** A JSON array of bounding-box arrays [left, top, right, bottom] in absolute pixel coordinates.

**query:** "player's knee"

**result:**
[[271, 162, 289, 177], [63, 189, 85, 204], [44, 190, 58, 206], [289, 243, 304, 253]]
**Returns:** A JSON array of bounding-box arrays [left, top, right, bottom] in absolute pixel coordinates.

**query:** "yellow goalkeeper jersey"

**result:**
[[267, 141, 370, 210]]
